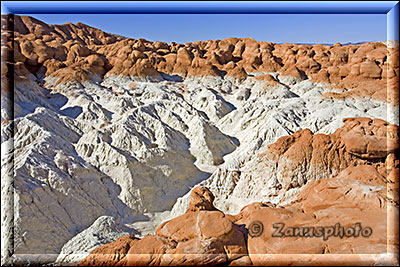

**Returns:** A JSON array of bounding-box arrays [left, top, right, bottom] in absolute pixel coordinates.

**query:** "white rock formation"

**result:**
[[55, 216, 131, 265], [169, 75, 396, 218], [1, 67, 395, 263], [2, 73, 238, 257]]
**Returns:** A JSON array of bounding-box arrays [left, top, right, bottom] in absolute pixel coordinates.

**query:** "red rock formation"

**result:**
[[80, 187, 247, 266], [81, 173, 398, 265], [2, 15, 398, 105], [234, 176, 397, 265], [81, 118, 399, 266], [80, 187, 248, 266], [79, 235, 138, 266], [260, 117, 398, 189], [80, 117, 399, 265], [126, 186, 248, 266]]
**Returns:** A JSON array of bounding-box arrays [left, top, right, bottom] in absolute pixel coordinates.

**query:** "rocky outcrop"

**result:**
[[263, 117, 398, 186], [171, 117, 399, 216], [80, 187, 249, 266], [80, 168, 399, 265], [79, 235, 138, 266], [2, 15, 398, 105], [235, 176, 398, 265], [56, 216, 132, 265]]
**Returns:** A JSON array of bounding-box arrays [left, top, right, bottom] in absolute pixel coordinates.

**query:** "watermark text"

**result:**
[[271, 222, 372, 241]]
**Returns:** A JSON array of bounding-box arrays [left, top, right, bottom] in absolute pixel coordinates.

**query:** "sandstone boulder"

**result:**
[[79, 235, 138, 266], [81, 186, 248, 266]]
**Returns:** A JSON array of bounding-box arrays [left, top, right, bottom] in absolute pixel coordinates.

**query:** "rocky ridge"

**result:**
[[80, 158, 399, 266], [80, 119, 398, 265], [2, 15, 399, 104], [1, 14, 399, 265], [170, 117, 399, 217]]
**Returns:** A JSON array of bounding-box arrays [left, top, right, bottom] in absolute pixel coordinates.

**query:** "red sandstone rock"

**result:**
[[260, 117, 399, 190], [80, 124, 399, 266], [187, 186, 217, 212], [81, 186, 249, 266], [2, 14, 398, 105], [79, 235, 138, 266]]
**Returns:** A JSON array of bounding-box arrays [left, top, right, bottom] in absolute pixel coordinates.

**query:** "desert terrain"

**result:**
[[1, 14, 399, 266]]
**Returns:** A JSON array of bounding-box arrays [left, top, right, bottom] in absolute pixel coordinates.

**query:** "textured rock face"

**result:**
[[1, 14, 399, 265], [2, 15, 399, 104], [80, 168, 399, 265], [78, 235, 138, 266], [235, 177, 397, 265], [80, 186, 249, 266], [56, 216, 131, 265], [171, 118, 399, 216]]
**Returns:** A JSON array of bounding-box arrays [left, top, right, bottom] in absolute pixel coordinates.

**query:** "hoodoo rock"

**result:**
[[187, 186, 217, 211], [261, 117, 399, 190]]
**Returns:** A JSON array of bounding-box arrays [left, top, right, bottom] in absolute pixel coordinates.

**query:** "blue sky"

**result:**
[[18, 14, 387, 44]]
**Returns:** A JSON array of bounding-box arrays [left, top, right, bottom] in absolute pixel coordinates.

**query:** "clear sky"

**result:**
[[20, 14, 387, 44]]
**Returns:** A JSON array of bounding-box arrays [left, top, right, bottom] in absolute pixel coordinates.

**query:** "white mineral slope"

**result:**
[[9, 106, 133, 255], [1, 139, 14, 266], [55, 216, 131, 266], [51, 77, 238, 211], [2, 65, 397, 259], [1, 72, 239, 257], [169, 74, 397, 218]]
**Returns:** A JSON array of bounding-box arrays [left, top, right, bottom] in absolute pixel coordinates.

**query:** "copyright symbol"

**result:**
[[248, 221, 264, 238]]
